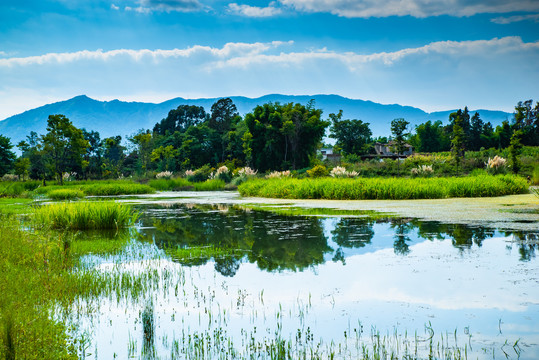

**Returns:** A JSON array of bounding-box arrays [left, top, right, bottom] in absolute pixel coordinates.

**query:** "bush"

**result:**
[[187, 165, 213, 183], [307, 165, 328, 178]]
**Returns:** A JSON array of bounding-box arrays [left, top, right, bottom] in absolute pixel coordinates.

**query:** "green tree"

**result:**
[[18, 132, 47, 182], [513, 99, 538, 146], [245, 101, 328, 172], [153, 105, 207, 135], [329, 110, 372, 155], [151, 145, 178, 171], [390, 118, 409, 176], [102, 136, 125, 178], [469, 112, 483, 151], [409, 120, 449, 152], [42, 115, 89, 185], [209, 98, 240, 163], [494, 120, 512, 149], [451, 114, 466, 175], [14, 157, 30, 180], [129, 130, 154, 174], [82, 129, 102, 179], [0, 134, 16, 177], [509, 130, 523, 174]]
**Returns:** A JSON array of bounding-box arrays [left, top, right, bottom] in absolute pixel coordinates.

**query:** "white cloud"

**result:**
[[124, 0, 205, 13], [111, 3, 120, 10], [277, 0, 539, 18], [491, 13, 539, 24], [0, 41, 294, 67], [227, 2, 282, 17]]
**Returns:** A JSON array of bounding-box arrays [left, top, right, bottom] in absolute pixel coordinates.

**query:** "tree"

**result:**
[[494, 120, 512, 149], [469, 112, 483, 151], [151, 145, 178, 171], [129, 130, 154, 174], [390, 118, 409, 176], [153, 105, 207, 135], [245, 101, 328, 172], [329, 110, 372, 155], [14, 157, 30, 180], [102, 136, 125, 178], [509, 130, 523, 174], [409, 120, 448, 152], [209, 98, 240, 163], [42, 115, 89, 185], [82, 129, 102, 179], [0, 135, 16, 177], [451, 114, 466, 175], [18, 132, 47, 182], [513, 99, 538, 146]]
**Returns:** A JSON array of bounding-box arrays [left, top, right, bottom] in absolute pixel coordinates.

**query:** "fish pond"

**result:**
[[62, 197, 538, 359]]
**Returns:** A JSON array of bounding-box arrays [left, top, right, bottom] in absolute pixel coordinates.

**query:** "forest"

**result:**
[[0, 97, 538, 183]]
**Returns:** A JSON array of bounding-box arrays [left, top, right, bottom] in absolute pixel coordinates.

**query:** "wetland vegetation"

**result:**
[[1, 197, 537, 359]]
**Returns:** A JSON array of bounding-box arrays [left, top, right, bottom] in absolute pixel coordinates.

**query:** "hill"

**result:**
[[0, 94, 512, 145]]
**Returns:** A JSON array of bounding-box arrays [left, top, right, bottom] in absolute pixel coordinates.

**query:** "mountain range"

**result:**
[[0, 94, 512, 145]]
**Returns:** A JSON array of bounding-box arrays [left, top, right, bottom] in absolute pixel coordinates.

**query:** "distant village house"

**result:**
[[374, 141, 413, 157]]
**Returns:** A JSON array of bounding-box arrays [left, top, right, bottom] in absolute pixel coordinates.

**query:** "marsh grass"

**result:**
[[238, 175, 529, 200], [34, 201, 139, 230], [148, 178, 191, 191], [193, 179, 226, 191], [81, 183, 154, 196], [0, 180, 41, 197], [48, 189, 85, 200]]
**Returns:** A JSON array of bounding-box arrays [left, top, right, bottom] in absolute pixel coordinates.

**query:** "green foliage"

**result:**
[[509, 130, 523, 174], [0, 134, 16, 177], [245, 101, 329, 171], [193, 179, 226, 191], [187, 164, 212, 182], [153, 105, 207, 135], [329, 110, 372, 155], [34, 201, 139, 230], [409, 120, 449, 152], [533, 166, 539, 185], [42, 115, 89, 185], [47, 189, 85, 200], [82, 182, 154, 196], [239, 175, 529, 200], [306, 165, 329, 178], [0, 180, 41, 197], [148, 178, 191, 191]]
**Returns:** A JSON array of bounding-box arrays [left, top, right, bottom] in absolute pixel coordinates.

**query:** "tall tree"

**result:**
[[390, 118, 409, 176], [513, 99, 538, 146], [329, 110, 372, 155], [153, 105, 207, 135], [209, 98, 240, 163], [82, 129, 103, 179], [451, 114, 466, 175], [409, 120, 448, 152], [102, 136, 125, 178], [0, 134, 16, 177], [42, 115, 88, 185], [245, 101, 328, 172], [469, 112, 484, 151]]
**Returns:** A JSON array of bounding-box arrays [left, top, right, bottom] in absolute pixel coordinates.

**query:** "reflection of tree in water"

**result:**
[[141, 301, 155, 359], [137, 205, 332, 274], [510, 232, 538, 261], [390, 220, 413, 255], [331, 218, 375, 248], [412, 220, 494, 249]]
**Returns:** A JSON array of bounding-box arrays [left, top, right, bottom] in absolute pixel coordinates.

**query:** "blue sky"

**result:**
[[1, 0, 538, 119]]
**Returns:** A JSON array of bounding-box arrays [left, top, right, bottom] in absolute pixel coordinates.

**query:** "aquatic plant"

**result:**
[[34, 201, 138, 230], [82, 182, 154, 196], [47, 188, 85, 200], [238, 175, 529, 200]]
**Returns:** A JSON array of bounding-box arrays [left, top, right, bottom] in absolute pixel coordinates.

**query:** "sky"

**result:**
[[0, 0, 538, 120]]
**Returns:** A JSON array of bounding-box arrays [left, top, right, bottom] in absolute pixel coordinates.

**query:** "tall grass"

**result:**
[[193, 179, 226, 191], [34, 201, 139, 230], [47, 189, 85, 200], [0, 180, 41, 197], [148, 178, 191, 191], [238, 175, 529, 200], [82, 183, 154, 196]]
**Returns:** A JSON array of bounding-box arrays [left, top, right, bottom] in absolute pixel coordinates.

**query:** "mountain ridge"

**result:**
[[0, 94, 512, 145]]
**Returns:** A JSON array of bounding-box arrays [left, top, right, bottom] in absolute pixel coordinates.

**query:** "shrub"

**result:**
[[211, 166, 232, 183], [187, 165, 213, 182], [486, 155, 507, 175], [307, 165, 328, 178]]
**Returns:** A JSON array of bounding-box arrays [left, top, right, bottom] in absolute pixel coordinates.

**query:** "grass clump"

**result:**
[[48, 189, 85, 200], [148, 178, 191, 191], [238, 175, 529, 200], [193, 179, 226, 191], [34, 201, 139, 230], [82, 183, 154, 196], [0, 180, 41, 197]]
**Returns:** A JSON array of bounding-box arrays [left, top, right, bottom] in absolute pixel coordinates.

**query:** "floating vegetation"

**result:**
[[238, 175, 529, 200], [34, 201, 139, 230]]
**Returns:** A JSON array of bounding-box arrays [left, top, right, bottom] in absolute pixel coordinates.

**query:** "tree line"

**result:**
[[0, 98, 537, 181]]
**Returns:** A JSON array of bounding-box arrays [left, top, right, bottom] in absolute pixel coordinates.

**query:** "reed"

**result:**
[[34, 201, 139, 230], [148, 178, 191, 191], [238, 175, 529, 200], [82, 183, 154, 196], [47, 188, 85, 200], [193, 179, 226, 191]]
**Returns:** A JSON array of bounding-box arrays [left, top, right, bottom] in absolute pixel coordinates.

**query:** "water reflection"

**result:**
[[135, 204, 538, 276]]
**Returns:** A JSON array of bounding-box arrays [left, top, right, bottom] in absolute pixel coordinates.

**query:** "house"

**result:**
[[374, 141, 413, 157], [319, 147, 341, 162]]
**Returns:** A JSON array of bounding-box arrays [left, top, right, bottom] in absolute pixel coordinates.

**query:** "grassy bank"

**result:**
[[238, 175, 529, 200]]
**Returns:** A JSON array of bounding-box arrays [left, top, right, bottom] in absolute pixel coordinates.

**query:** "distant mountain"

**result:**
[[0, 94, 512, 145]]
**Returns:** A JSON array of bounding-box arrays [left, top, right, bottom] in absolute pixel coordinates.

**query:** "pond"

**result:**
[[64, 200, 539, 359]]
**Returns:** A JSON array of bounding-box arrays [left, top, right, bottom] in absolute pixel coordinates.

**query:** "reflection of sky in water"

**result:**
[[69, 205, 539, 359]]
